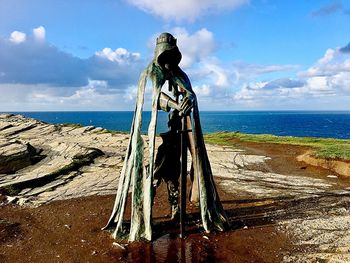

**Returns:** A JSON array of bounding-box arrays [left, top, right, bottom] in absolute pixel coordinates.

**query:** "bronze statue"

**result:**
[[104, 32, 228, 241]]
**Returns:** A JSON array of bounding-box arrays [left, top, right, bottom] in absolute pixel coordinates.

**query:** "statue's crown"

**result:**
[[156, 33, 177, 45]]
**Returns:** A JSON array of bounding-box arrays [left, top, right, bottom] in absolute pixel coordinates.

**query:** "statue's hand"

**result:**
[[179, 96, 194, 116]]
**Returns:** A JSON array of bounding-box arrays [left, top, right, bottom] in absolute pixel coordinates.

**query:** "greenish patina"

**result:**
[[104, 33, 228, 241]]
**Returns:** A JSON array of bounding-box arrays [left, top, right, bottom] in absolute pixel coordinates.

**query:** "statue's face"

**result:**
[[157, 49, 176, 70]]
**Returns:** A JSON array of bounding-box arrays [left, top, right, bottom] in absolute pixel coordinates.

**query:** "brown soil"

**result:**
[[0, 142, 344, 263], [229, 138, 342, 178], [297, 151, 350, 178], [0, 182, 293, 263]]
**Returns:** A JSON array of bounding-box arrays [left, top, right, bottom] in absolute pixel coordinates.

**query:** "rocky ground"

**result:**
[[0, 114, 350, 262]]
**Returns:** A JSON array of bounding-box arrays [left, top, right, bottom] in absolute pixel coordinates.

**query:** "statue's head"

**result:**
[[154, 32, 182, 70]]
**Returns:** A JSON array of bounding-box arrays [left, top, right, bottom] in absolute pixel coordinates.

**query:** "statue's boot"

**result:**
[[171, 204, 180, 221], [167, 180, 180, 221]]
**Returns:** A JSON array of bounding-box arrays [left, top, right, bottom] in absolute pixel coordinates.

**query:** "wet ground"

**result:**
[[0, 192, 292, 263]]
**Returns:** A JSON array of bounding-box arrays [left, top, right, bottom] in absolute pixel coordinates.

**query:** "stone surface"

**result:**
[[0, 138, 41, 174], [0, 114, 350, 262], [0, 114, 123, 203]]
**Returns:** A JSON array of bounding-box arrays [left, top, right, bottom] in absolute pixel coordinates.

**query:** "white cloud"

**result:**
[[95, 47, 141, 64], [232, 45, 350, 109], [330, 72, 350, 92], [193, 84, 211, 96], [0, 81, 133, 111], [318, 48, 335, 65], [33, 26, 46, 41], [305, 76, 334, 95], [300, 48, 350, 78], [127, 0, 249, 22], [207, 64, 229, 87], [0, 27, 144, 88], [9, 31, 26, 44], [149, 27, 296, 109], [172, 28, 217, 68]]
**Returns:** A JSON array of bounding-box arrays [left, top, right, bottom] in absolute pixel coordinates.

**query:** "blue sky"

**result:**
[[0, 0, 349, 111]]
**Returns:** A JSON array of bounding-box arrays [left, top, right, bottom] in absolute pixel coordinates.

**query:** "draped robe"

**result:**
[[104, 62, 228, 241]]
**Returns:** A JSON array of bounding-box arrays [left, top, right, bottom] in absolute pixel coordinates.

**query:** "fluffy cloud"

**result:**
[[232, 45, 350, 108], [127, 0, 249, 22], [0, 80, 135, 111], [299, 48, 350, 78], [193, 84, 211, 96], [0, 26, 147, 111], [173, 28, 217, 68], [0, 27, 144, 88], [95, 48, 140, 64], [9, 31, 26, 44], [33, 26, 46, 41], [166, 28, 299, 108]]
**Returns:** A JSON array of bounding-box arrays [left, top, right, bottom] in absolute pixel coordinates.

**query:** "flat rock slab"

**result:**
[[0, 138, 39, 174], [0, 114, 122, 203]]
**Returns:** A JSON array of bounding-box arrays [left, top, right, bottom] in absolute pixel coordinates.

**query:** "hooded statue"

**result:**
[[104, 33, 228, 241]]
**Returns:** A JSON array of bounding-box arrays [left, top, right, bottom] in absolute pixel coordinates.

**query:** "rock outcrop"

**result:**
[[0, 139, 41, 174], [0, 114, 125, 204]]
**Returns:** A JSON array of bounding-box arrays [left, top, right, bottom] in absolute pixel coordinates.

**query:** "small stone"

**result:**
[[243, 226, 248, 229], [7, 196, 18, 203], [203, 235, 209, 240], [64, 224, 71, 229], [112, 242, 126, 250], [17, 198, 28, 206], [327, 175, 338, 178], [91, 250, 98, 255]]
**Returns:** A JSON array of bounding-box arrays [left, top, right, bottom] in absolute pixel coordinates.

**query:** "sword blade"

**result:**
[[180, 115, 187, 238]]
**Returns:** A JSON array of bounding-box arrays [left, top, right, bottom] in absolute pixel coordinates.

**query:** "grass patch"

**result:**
[[204, 132, 350, 161], [93, 129, 128, 135]]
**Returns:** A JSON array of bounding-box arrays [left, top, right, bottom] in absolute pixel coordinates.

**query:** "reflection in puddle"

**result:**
[[121, 233, 216, 263]]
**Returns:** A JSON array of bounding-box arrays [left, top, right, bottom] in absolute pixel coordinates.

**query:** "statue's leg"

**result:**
[[154, 113, 182, 219], [164, 140, 181, 220], [166, 178, 180, 220], [153, 142, 166, 203]]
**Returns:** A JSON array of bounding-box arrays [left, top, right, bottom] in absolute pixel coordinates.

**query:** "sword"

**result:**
[[180, 114, 187, 238]]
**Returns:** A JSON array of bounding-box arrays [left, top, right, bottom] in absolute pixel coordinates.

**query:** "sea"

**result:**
[[7, 111, 350, 139]]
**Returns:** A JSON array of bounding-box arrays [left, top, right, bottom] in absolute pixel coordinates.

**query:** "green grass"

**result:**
[[93, 129, 128, 135], [204, 132, 350, 161]]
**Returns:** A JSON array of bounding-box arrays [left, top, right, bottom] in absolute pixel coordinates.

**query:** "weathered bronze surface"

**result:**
[[104, 32, 229, 241]]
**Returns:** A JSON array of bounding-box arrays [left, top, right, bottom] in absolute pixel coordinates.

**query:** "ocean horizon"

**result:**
[[4, 111, 350, 139]]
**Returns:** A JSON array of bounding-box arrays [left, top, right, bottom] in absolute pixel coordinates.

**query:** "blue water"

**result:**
[[6, 111, 350, 139]]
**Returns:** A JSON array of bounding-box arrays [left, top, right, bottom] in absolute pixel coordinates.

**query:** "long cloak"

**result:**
[[104, 62, 228, 241]]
